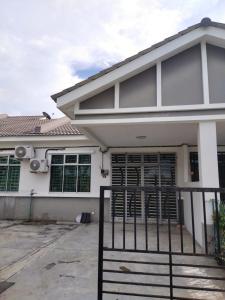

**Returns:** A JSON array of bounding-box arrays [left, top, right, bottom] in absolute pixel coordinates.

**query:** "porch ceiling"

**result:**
[[80, 123, 199, 147], [78, 121, 225, 147]]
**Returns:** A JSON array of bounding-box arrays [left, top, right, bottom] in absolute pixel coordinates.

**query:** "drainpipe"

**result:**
[[29, 189, 37, 221], [99, 147, 109, 178]]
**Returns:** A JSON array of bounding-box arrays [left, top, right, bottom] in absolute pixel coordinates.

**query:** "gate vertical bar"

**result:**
[[134, 191, 137, 250], [167, 189, 173, 300], [214, 191, 221, 254], [178, 191, 184, 253], [123, 189, 126, 249], [145, 194, 149, 251], [190, 191, 196, 254], [112, 191, 115, 249], [156, 189, 160, 251], [202, 191, 208, 254], [98, 186, 105, 300]]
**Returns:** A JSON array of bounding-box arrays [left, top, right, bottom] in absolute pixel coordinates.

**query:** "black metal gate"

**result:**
[[98, 186, 225, 299]]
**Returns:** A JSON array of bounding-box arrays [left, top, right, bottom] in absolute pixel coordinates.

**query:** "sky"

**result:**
[[0, 0, 225, 117]]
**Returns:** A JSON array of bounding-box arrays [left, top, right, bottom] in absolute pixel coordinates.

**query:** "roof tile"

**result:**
[[0, 116, 81, 137]]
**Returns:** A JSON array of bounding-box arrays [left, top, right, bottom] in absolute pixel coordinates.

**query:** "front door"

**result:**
[[111, 153, 177, 222]]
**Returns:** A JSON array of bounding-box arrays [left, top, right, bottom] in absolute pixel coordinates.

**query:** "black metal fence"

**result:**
[[98, 186, 225, 300]]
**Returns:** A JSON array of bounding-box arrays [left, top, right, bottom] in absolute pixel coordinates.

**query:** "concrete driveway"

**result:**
[[0, 221, 224, 300], [0, 221, 98, 300]]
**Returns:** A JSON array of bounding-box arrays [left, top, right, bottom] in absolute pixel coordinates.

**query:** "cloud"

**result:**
[[0, 0, 225, 117]]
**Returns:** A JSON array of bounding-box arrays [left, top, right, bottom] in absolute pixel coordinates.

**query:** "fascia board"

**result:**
[[71, 114, 225, 126], [0, 135, 88, 142]]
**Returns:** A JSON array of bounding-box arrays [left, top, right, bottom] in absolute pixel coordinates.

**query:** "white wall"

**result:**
[[177, 143, 204, 247], [181, 143, 222, 249], [0, 142, 221, 235], [0, 145, 110, 199], [0, 145, 183, 199]]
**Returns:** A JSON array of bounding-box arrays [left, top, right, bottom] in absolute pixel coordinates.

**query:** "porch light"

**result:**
[[136, 135, 146, 139]]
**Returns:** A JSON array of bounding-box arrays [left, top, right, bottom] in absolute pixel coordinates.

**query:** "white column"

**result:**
[[114, 82, 120, 109], [196, 121, 219, 247], [156, 62, 162, 107], [201, 41, 210, 105], [198, 121, 219, 187]]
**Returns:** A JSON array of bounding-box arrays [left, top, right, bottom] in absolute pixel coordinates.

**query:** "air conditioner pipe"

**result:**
[[29, 189, 37, 221], [44, 147, 65, 159]]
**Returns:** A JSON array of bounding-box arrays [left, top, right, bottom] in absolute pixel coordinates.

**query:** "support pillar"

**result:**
[[198, 121, 219, 188], [197, 121, 219, 250]]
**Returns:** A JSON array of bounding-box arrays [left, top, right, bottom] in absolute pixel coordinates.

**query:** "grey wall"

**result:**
[[79, 87, 114, 109], [162, 44, 203, 106], [207, 44, 225, 103], [0, 197, 30, 220], [0, 196, 110, 222], [119, 66, 156, 108]]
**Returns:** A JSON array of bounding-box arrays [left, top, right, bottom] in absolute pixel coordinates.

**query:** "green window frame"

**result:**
[[0, 155, 21, 192], [49, 154, 91, 193]]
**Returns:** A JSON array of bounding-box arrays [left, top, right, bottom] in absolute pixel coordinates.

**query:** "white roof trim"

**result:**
[[71, 114, 225, 126], [0, 135, 88, 142]]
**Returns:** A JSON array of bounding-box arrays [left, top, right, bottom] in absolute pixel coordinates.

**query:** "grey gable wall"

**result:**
[[119, 66, 156, 108], [78, 43, 225, 111], [161, 44, 203, 106], [79, 87, 114, 109], [207, 44, 225, 103]]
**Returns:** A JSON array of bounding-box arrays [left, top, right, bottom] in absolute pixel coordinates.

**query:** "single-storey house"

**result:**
[[0, 114, 106, 221], [1, 18, 225, 247]]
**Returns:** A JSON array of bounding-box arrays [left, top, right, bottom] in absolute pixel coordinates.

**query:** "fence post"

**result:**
[[98, 186, 105, 300]]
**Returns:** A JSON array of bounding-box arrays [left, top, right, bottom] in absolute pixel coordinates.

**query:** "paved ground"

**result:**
[[0, 221, 224, 299]]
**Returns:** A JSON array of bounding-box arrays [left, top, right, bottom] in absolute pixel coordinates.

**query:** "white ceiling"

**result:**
[[84, 123, 198, 147], [80, 121, 225, 147]]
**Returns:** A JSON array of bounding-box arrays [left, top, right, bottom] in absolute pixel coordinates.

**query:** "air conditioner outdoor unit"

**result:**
[[15, 145, 35, 160], [30, 159, 49, 173]]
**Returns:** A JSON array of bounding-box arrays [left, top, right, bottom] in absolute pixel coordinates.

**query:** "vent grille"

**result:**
[[160, 154, 176, 219], [144, 154, 158, 164], [112, 154, 126, 164], [144, 165, 159, 219], [111, 153, 177, 221], [111, 165, 125, 217], [127, 166, 142, 217], [127, 154, 142, 164]]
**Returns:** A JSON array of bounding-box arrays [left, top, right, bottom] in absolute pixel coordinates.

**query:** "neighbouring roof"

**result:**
[[0, 115, 81, 137], [51, 18, 225, 101]]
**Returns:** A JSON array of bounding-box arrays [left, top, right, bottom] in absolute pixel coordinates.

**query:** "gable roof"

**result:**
[[51, 17, 225, 101], [0, 115, 81, 137]]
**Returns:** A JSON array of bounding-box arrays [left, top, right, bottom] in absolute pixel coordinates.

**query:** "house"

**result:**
[[1, 18, 225, 247], [0, 114, 105, 221]]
